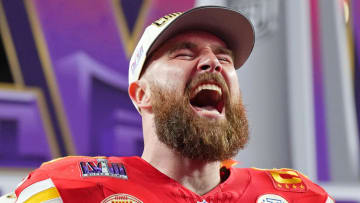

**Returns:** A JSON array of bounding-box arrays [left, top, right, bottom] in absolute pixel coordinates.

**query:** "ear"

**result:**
[[128, 80, 151, 111]]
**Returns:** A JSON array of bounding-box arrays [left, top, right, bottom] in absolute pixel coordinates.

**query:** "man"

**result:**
[[9, 6, 333, 203]]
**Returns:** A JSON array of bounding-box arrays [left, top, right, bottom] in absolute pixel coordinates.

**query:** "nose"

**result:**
[[196, 50, 222, 73]]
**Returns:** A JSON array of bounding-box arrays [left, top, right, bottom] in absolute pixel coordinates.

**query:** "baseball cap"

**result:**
[[128, 6, 255, 110]]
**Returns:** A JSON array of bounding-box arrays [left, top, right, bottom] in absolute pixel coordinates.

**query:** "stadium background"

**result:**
[[0, 0, 359, 202]]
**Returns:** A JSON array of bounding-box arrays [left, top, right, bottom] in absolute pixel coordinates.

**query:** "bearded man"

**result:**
[[9, 6, 334, 203]]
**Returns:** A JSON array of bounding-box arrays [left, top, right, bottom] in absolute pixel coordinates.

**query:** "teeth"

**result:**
[[192, 84, 222, 98]]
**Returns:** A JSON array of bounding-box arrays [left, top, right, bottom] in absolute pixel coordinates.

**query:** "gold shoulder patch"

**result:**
[[252, 168, 308, 193]]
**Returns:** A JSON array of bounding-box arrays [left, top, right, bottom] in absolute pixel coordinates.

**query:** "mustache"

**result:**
[[185, 72, 229, 97]]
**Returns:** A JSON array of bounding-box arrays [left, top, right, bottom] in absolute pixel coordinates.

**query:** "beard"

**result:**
[[150, 73, 249, 162]]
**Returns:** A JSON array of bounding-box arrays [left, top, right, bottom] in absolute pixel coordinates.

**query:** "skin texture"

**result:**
[[128, 31, 249, 195]]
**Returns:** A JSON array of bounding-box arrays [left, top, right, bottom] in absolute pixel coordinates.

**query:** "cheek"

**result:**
[[151, 67, 189, 91], [228, 71, 241, 97], [223, 68, 238, 86]]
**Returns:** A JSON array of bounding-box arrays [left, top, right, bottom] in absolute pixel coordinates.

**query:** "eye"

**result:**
[[176, 53, 194, 59], [217, 55, 233, 64], [172, 50, 194, 60]]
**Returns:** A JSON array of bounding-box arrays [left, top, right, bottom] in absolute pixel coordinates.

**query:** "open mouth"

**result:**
[[189, 83, 225, 114]]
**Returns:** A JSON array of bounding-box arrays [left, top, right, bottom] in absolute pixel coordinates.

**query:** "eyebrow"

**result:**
[[212, 46, 234, 59], [168, 41, 234, 60], [168, 42, 197, 54]]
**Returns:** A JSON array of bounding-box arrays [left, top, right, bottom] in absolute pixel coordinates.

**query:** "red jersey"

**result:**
[[15, 156, 334, 203]]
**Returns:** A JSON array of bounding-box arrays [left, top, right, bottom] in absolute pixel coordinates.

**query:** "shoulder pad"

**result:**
[[15, 156, 126, 202], [40, 155, 105, 167], [39, 156, 127, 179]]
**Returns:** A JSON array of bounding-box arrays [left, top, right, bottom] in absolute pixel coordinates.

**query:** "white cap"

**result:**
[[128, 6, 255, 110]]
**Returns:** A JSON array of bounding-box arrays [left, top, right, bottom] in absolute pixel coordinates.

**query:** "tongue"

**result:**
[[194, 105, 219, 113]]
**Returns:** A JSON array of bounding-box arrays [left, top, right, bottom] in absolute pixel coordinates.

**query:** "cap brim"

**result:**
[[147, 6, 255, 69]]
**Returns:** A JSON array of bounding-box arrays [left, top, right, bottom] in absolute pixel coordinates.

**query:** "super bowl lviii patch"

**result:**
[[101, 194, 143, 203], [79, 158, 127, 179]]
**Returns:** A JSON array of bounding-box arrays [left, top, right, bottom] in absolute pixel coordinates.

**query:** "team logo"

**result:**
[[79, 158, 127, 179], [257, 194, 288, 203], [101, 193, 143, 203]]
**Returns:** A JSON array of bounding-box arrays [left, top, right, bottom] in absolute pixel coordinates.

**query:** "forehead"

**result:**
[[162, 30, 228, 50]]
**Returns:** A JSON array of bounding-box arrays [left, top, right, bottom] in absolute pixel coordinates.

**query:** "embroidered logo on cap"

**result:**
[[130, 44, 144, 74], [153, 12, 182, 27], [79, 158, 127, 179], [257, 194, 288, 203], [101, 193, 143, 203]]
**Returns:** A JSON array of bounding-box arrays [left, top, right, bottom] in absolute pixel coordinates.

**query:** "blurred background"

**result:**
[[0, 0, 359, 201]]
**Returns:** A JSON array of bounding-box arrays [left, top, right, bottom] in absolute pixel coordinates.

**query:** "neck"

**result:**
[[142, 144, 221, 195], [141, 113, 221, 195]]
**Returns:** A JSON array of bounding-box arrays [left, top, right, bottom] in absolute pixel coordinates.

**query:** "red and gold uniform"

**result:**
[[15, 156, 334, 203]]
